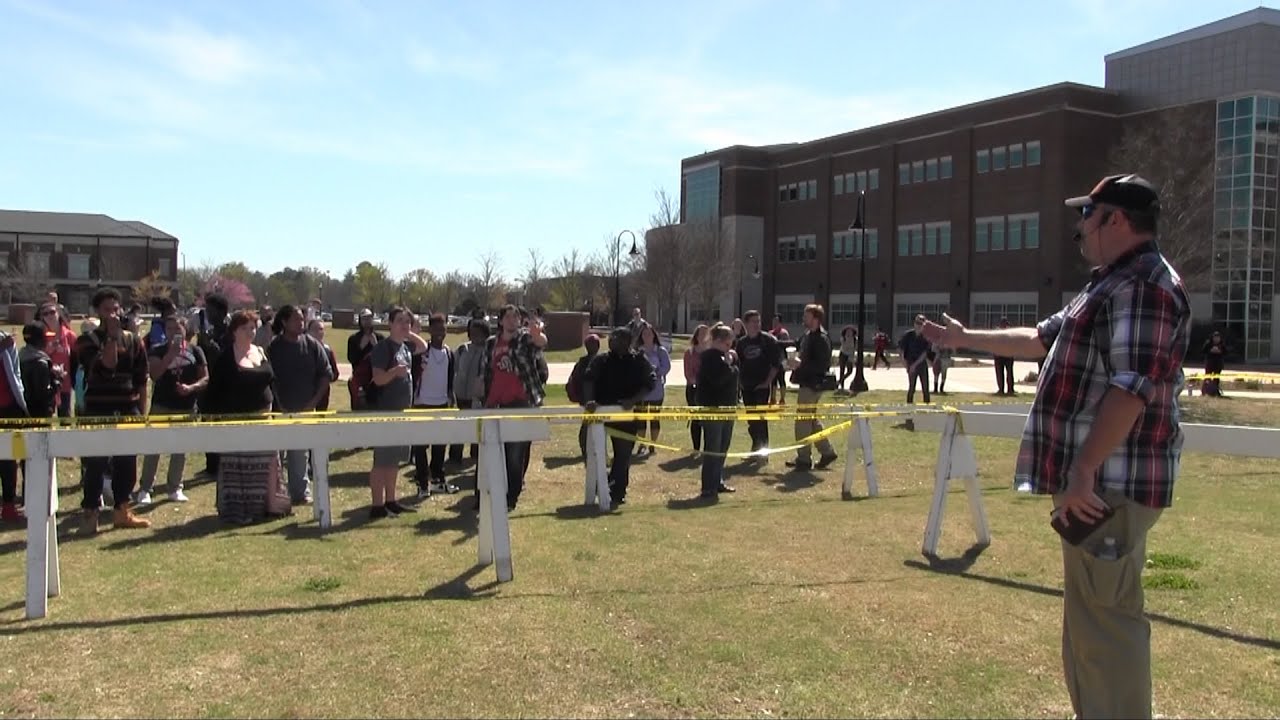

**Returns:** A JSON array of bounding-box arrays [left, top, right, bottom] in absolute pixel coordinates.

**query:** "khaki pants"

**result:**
[[1054, 490, 1163, 720], [794, 387, 835, 463]]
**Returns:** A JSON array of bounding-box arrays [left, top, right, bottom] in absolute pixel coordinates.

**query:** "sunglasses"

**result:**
[[40, 309, 58, 317]]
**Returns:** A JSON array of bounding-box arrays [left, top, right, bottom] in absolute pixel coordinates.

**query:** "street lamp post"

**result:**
[[850, 190, 870, 394], [613, 229, 639, 327], [736, 253, 760, 317]]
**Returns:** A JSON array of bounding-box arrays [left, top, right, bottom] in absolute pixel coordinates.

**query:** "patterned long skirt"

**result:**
[[217, 452, 290, 524]]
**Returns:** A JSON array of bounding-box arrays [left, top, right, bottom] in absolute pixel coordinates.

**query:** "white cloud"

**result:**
[[406, 44, 499, 81], [122, 20, 265, 85]]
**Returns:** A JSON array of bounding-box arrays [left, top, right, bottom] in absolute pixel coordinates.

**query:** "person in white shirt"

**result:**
[[411, 313, 458, 498]]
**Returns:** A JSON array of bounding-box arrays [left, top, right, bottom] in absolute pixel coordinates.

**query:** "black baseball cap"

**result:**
[[1065, 174, 1160, 214]]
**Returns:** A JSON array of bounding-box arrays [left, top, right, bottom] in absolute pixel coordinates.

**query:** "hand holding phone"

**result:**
[[1050, 503, 1115, 545]]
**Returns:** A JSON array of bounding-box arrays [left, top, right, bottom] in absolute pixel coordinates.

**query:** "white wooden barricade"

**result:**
[[12, 408, 557, 620], [841, 417, 879, 498], [583, 421, 611, 510], [911, 409, 1280, 555]]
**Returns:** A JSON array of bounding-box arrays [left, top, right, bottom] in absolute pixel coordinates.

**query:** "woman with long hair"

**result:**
[[205, 310, 290, 524], [38, 301, 76, 417], [634, 322, 671, 457], [683, 324, 710, 453]]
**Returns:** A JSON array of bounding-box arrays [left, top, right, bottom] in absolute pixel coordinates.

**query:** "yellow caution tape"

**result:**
[[1185, 372, 1280, 383], [0, 403, 959, 430], [605, 420, 855, 459]]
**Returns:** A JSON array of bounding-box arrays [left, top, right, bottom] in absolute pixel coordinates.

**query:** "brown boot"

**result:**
[[112, 504, 152, 529], [80, 510, 99, 536]]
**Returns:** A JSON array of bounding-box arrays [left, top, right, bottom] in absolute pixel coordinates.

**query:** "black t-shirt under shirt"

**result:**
[[149, 343, 207, 411], [735, 332, 780, 387]]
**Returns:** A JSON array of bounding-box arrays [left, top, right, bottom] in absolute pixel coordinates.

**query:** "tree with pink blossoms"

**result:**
[[200, 274, 255, 308]]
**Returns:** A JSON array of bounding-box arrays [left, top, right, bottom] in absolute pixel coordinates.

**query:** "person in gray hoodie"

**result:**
[[448, 318, 489, 465]]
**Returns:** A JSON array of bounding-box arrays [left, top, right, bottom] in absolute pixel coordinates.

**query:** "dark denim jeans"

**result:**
[[700, 419, 735, 496]]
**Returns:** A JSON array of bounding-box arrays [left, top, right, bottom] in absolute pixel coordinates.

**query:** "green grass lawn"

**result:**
[[0, 390, 1277, 717]]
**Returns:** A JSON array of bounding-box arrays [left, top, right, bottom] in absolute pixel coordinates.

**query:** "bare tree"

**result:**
[[1106, 104, 1214, 290], [474, 250, 505, 313], [523, 248, 547, 309], [644, 188, 691, 332], [549, 249, 592, 312], [0, 253, 52, 305], [687, 218, 733, 323]]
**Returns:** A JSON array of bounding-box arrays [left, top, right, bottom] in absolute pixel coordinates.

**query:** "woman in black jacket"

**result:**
[[696, 324, 739, 499]]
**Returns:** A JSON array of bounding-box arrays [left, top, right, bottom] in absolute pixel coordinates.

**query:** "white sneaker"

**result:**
[[168, 490, 189, 503], [1015, 481, 1033, 493], [133, 491, 152, 506], [429, 480, 459, 494]]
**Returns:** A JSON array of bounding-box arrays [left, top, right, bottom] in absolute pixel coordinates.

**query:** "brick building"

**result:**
[[0, 210, 180, 313], [657, 7, 1280, 361]]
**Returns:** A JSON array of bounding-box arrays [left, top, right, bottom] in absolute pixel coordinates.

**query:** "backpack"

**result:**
[[348, 339, 397, 409], [566, 357, 587, 404]]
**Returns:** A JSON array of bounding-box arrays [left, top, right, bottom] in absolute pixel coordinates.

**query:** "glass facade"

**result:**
[[684, 164, 721, 221], [1212, 95, 1280, 361]]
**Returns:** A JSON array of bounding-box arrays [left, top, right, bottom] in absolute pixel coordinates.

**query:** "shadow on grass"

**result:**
[[98, 514, 233, 551], [415, 498, 479, 546], [666, 495, 720, 511], [542, 455, 585, 471], [903, 554, 1280, 652], [658, 455, 701, 472]]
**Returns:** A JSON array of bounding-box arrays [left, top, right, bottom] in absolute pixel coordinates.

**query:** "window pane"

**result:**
[[925, 227, 938, 255], [911, 228, 923, 256], [940, 225, 952, 254], [834, 174, 844, 195], [899, 163, 910, 185], [808, 180, 817, 199], [912, 161, 924, 183], [990, 218, 1005, 250], [977, 150, 990, 173], [940, 156, 953, 179], [779, 185, 787, 202], [1026, 141, 1041, 166], [798, 182, 808, 201], [926, 158, 938, 181], [869, 169, 879, 189], [1025, 216, 1039, 248], [857, 171, 867, 191], [868, 229, 879, 259], [898, 229, 909, 256], [975, 222, 989, 252], [1009, 143, 1023, 168], [993, 146, 1007, 171], [1008, 219, 1023, 249]]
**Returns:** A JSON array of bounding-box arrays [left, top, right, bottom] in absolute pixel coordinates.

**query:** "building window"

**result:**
[[972, 303, 1038, 329], [974, 218, 995, 252], [899, 163, 910, 185], [912, 160, 925, 183], [798, 182, 809, 201], [1009, 143, 1024, 168], [67, 253, 90, 280], [1025, 215, 1039, 248], [868, 168, 879, 189], [1026, 140, 1041, 166], [789, 183, 798, 201], [926, 158, 938, 181], [834, 174, 845, 195], [776, 303, 806, 324], [799, 234, 816, 261], [897, 227, 910, 257], [807, 179, 817, 199], [778, 185, 788, 202], [992, 146, 1007, 171], [778, 236, 797, 263], [895, 302, 949, 330], [857, 170, 868, 192], [684, 165, 721, 220], [831, 302, 878, 328], [864, 229, 879, 259], [925, 222, 951, 256], [990, 217, 1006, 250], [25, 252, 50, 276], [158, 258, 172, 276], [976, 149, 990, 173], [910, 226, 924, 256], [940, 156, 953, 179]]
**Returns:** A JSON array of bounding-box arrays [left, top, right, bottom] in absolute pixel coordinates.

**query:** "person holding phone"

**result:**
[[922, 174, 1190, 720]]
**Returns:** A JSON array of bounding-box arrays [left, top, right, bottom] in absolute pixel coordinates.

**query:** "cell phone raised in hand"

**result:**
[[1049, 503, 1116, 546]]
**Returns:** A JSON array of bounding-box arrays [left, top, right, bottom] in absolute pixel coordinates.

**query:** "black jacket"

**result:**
[[696, 348, 739, 407], [347, 329, 384, 368], [584, 351, 655, 406], [791, 328, 832, 390]]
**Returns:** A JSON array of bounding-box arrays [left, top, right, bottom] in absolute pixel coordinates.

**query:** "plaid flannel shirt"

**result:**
[[1014, 241, 1191, 508], [479, 329, 545, 407]]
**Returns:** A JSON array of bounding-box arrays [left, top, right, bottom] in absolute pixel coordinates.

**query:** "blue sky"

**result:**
[[0, 0, 1269, 281]]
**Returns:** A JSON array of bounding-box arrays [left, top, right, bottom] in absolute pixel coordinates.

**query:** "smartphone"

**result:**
[[1050, 503, 1115, 546]]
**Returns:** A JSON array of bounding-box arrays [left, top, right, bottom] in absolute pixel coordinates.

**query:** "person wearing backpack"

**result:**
[[1, 326, 35, 522], [266, 304, 334, 505], [568, 333, 600, 457]]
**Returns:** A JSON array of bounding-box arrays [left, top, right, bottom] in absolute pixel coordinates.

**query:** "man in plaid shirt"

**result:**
[[924, 174, 1190, 719]]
